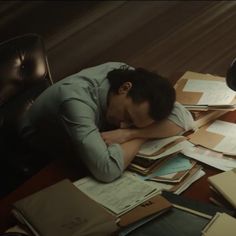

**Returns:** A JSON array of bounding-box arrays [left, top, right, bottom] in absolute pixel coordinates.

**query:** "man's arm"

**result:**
[[101, 119, 183, 145], [119, 138, 147, 168]]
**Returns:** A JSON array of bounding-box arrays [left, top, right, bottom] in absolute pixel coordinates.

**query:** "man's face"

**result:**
[[106, 82, 155, 128]]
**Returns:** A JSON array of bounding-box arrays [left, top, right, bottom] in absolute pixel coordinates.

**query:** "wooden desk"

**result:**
[[0, 112, 235, 233]]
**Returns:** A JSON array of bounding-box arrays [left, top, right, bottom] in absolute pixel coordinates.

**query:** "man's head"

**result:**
[[106, 66, 176, 128]]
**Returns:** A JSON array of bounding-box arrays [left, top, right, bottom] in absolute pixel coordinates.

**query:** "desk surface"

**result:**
[[1, 110, 236, 234]]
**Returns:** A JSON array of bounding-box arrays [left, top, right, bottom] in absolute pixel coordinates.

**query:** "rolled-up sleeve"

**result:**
[[59, 99, 124, 183], [167, 102, 195, 133]]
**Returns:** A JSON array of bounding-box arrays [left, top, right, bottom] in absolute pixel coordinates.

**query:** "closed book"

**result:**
[[202, 212, 236, 236], [208, 169, 236, 209]]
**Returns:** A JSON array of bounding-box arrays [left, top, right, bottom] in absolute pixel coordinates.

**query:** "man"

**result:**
[[19, 62, 194, 182]]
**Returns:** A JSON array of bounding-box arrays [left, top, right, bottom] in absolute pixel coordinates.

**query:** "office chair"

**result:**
[[0, 34, 53, 197], [226, 58, 236, 91]]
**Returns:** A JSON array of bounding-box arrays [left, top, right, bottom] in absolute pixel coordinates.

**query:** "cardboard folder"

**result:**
[[12, 179, 171, 236], [189, 120, 236, 156], [174, 71, 236, 109]]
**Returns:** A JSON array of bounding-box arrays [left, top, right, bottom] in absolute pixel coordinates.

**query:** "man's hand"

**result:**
[[101, 128, 134, 145]]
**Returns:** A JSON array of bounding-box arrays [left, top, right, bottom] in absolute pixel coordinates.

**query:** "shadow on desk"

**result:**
[[0, 157, 88, 233]]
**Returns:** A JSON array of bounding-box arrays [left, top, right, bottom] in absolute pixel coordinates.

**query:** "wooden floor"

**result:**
[[1, 1, 236, 81]]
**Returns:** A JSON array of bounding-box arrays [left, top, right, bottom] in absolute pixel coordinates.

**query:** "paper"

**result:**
[[138, 136, 184, 156], [183, 79, 235, 105], [138, 140, 194, 160], [183, 79, 226, 92], [140, 154, 193, 180], [73, 172, 159, 215], [181, 146, 236, 171], [214, 136, 236, 155], [198, 91, 235, 105], [207, 120, 236, 138]]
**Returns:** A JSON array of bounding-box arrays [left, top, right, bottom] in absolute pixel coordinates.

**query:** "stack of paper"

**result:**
[[129, 136, 194, 175], [175, 71, 236, 111], [73, 172, 162, 216]]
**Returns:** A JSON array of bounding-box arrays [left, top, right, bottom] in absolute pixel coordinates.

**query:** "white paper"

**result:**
[[198, 90, 235, 105], [183, 79, 226, 92], [207, 120, 236, 138], [182, 146, 236, 171], [183, 79, 235, 105], [137, 140, 194, 160], [138, 136, 184, 155], [73, 172, 159, 215], [214, 137, 236, 155]]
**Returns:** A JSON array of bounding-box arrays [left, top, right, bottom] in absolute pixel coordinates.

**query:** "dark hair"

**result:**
[[107, 66, 176, 121]]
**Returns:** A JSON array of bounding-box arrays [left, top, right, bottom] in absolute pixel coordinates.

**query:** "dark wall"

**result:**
[[1, 1, 236, 82]]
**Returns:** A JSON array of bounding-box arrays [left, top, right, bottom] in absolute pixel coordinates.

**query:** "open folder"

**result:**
[[189, 119, 236, 156], [12, 178, 171, 236], [174, 71, 236, 111]]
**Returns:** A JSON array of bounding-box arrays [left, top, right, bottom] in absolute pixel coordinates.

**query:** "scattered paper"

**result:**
[[182, 146, 236, 171], [138, 154, 193, 181], [183, 79, 235, 105], [137, 140, 194, 160], [207, 120, 236, 138], [138, 136, 184, 156]]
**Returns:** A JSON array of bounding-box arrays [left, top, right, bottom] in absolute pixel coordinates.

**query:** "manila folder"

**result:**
[[12, 179, 118, 236]]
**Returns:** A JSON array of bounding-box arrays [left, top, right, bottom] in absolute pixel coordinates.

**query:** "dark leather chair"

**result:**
[[0, 34, 53, 197]]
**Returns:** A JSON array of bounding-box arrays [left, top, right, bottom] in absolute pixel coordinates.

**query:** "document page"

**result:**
[[183, 79, 235, 105], [138, 136, 184, 156], [206, 120, 236, 137], [73, 172, 159, 215]]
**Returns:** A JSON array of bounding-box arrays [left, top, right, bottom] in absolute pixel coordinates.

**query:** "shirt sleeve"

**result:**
[[58, 99, 124, 183], [167, 102, 195, 133]]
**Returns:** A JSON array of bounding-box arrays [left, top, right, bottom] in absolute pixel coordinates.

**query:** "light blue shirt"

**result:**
[[20, 62, 194, 182]]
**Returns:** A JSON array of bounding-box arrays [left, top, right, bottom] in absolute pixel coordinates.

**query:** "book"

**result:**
[[118, 191, 233, 236], [202, 212, 236, 236], [12, 178, 172, 236], [189, 119, 236, 156], [136, 136, 193, 161], [174, 71, 236, 111], [208, 168, 236, 209]]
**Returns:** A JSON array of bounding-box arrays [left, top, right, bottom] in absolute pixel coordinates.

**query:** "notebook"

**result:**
[[202, 212, 236, 236], [208, 168, 236, 209]]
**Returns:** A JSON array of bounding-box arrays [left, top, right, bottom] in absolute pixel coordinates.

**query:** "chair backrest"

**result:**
[[0, 34, 53, 149]]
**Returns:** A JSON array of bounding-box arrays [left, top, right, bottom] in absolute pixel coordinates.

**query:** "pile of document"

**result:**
[[175, 71, 236, 128], [128, 136, 205, 195], [174, 71, 236, 111], [174, 71, 236, 167], [128, 70, 236, 197]]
